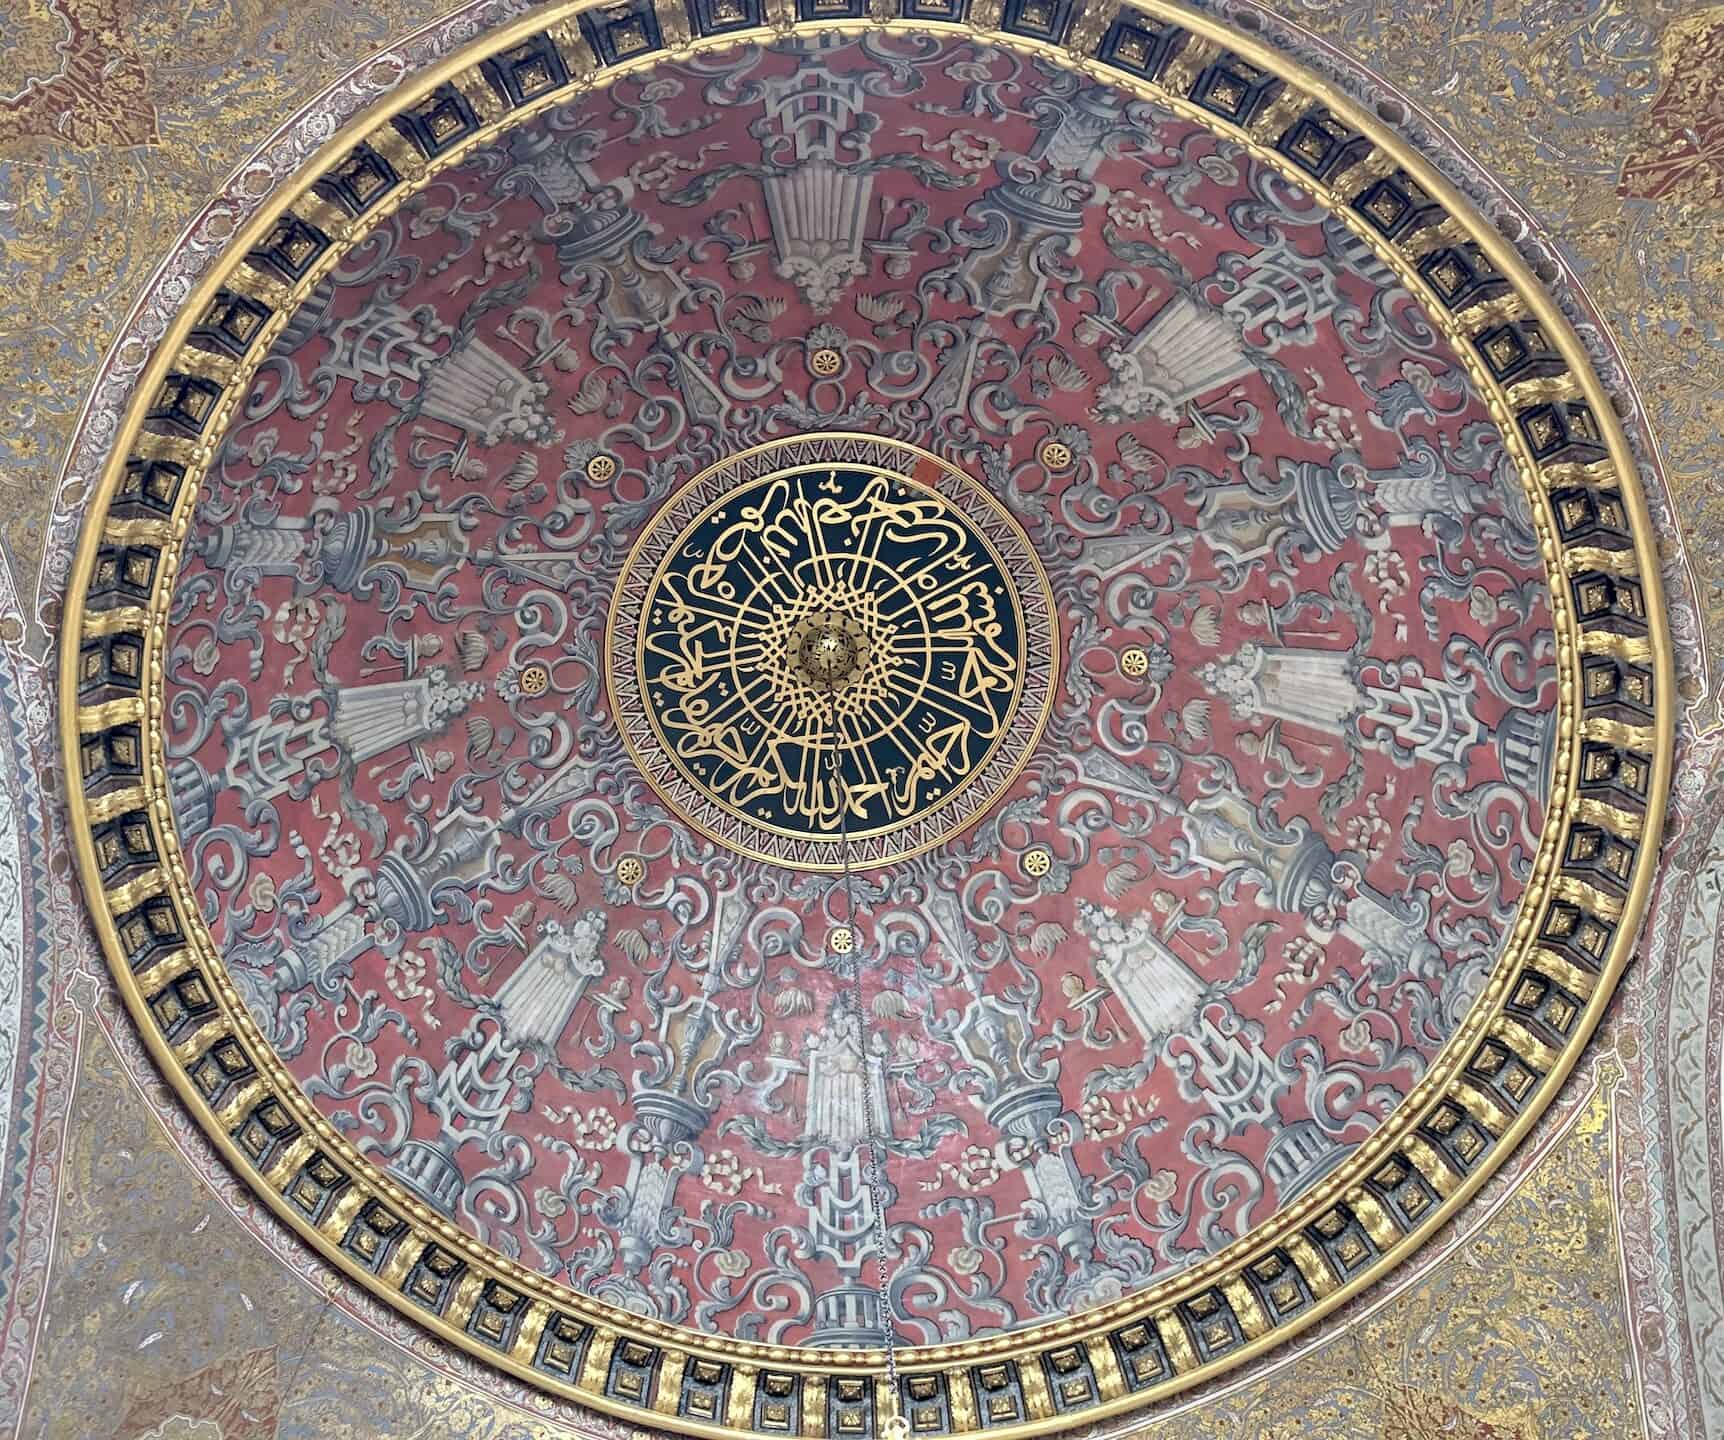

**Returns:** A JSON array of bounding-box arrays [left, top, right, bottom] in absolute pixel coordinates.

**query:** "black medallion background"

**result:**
[[638, 464, 1027, 843]]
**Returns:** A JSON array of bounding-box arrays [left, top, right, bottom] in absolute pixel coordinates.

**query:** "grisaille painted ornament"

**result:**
[[58, 3, 1671, 1438]]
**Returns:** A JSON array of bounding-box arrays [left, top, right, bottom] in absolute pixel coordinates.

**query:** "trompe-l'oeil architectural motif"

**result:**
[[57, 5, 1670, 1438]]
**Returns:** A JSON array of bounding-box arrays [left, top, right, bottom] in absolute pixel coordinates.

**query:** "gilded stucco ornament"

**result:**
[[57, 2, 1673, 1437]]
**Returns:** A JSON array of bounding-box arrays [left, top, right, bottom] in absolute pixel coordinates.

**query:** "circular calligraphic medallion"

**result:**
[[610, 436, 1056, 867]]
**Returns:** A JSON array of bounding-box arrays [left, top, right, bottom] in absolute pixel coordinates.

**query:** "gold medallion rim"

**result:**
[[607, 437, 1055, 869]]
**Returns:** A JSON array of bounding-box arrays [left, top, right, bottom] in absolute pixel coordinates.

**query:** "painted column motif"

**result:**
[[391, 913, 608, 1211], [758, 64, 875, 313], [801, 1001, 898, 1344]]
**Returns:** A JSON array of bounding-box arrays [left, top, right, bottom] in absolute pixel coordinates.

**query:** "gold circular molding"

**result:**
[[57, 3, 1672, 1438], [606, 433, 1057, 870], [1038, 439, 1073, 471]]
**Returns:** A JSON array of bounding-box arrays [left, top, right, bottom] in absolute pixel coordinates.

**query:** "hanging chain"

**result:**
[[824, 699, 906, 1438]]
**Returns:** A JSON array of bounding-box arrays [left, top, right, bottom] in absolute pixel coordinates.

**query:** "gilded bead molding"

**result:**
[[59, 2, 1673, 1436]]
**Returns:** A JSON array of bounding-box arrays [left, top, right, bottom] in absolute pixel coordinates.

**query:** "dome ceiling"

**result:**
[[62, 5, 1671, 1438]]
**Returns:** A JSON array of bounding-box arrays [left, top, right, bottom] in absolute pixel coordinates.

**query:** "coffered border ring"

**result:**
[[57, 1, 1673, 1436]]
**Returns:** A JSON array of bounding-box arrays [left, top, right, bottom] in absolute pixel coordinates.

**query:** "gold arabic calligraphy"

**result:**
[[638, 466, 1023, 840]]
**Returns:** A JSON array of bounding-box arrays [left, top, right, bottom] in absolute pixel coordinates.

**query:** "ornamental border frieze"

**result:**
[[57, 1, 1673, 1436]]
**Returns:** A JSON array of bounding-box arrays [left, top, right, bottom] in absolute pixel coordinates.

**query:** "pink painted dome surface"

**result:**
[[162, 33, 1553, 1346]]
